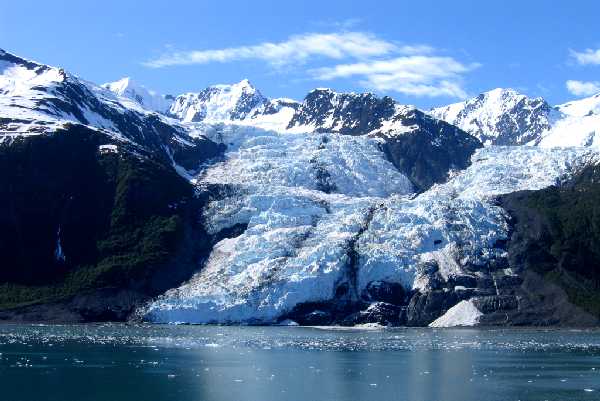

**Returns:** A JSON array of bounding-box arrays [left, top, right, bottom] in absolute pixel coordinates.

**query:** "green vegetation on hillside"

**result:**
[[0, 126, 204, 312], [502, 164, 600, 317]]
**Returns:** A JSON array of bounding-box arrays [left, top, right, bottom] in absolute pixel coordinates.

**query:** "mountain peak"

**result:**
[[431, 88, 552, 146], [102, 77, 171, 113], [310, 87, 335, 93], [102, 77, 136, 94], [236, 78, 253, 88], [169, 79, 267, 122], [211, 79, 257, 93], [487, 87, 546, 101], [486, 87, 520, 95], [306, 87, 377, 98], [287, 88, 406, 135]]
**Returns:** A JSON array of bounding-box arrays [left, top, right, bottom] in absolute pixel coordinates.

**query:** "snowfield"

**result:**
[[538, 94, 600, 148], [142, 122, 599, 324]]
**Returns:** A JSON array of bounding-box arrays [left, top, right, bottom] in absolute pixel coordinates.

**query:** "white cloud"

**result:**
[[566, 80, 600, 96], [145, 32, 398, 68], [570, 48, 600, 65], [144, 31, 477, 98], [311, 56, 479, 98]]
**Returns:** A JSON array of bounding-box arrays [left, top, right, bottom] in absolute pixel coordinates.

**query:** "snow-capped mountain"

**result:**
[[102, 77, 173, 114], [0, 49, 222, 172], [287, 89, 399, 135], [432, 87, 600, 150], [173, 84, 482, 191], [167, 79, 302, 132], [430, 88, 556, 146], [2, 48, 600, 327], [169, 79, 269, 122]]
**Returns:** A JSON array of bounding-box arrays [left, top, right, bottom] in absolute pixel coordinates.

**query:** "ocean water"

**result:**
[[0, 324, 599, 401]]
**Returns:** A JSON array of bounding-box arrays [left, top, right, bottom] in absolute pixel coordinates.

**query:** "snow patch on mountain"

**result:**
[[558, 92, 600, 117], [244, 98, 300, 132], [102, 77, 173, 113], [538, 113, 600, 148], [537, 93, 600, 148], [0, 52, 74, 135]]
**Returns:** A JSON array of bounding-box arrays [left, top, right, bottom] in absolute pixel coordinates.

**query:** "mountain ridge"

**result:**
[[431, 87, 600, 148]]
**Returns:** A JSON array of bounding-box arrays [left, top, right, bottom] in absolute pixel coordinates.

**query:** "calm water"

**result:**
[[0, 324, 599, 401]]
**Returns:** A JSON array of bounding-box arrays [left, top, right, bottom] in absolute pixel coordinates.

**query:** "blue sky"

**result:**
[[2, 0, 600, 108]]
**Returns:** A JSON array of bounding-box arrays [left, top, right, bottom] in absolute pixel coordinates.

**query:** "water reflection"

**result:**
[[0, 325, 598, 401]]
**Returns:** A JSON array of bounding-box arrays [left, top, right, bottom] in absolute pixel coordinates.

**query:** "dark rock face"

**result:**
[[405, 291, 460, 326], [0, 126, 223, 322], [377, 109, 482, 191], [488, 97, 553, 145], [496, 164, 600, 324], [362, 281, 406, 304], [287, 89, 397, 136], [287, 89, 482, 192], [257, 98, 300, 116], [279, 300, 364, 326], [342, 302, 403, 326]]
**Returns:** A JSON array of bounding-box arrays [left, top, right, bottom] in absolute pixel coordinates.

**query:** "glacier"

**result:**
[[5, 47, 600, 325], [142, 121, 599, 324]]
